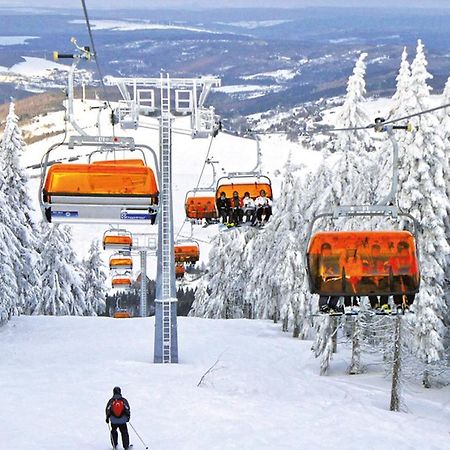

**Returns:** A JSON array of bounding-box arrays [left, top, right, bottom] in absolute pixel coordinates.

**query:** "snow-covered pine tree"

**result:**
[[440, 75, 450, 281], [189, 275, 210, 317], [334, 52, 372, 153], [34, 223, 86, 315], [81, 239, 107, 316], [390, 47, 415, 119], [374, 47, 414, 206], [397, 40, 449, 385], [329, 53, 377, 211], [0, 102, 42, 314], [0, 190, 20, 322], [194, 228, 251, 319]]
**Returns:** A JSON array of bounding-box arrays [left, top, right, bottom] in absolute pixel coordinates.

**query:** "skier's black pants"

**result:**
[[111, 423, 130, 449], [218, 207, 229, 223], [256, 206, 272, 222], [319, 295, 339, 310]]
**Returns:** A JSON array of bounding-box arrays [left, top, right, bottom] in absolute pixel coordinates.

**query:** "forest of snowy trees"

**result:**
[[190, 40, 450, 387], [0, 103, 107, 321]]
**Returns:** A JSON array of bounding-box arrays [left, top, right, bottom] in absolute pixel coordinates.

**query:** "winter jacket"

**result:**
[[241, 197, 255, 209], [254, 196, 272, 208], [230, 196, 241, 208], [106, 394, 131, 425], [216, 197, 230, 210]]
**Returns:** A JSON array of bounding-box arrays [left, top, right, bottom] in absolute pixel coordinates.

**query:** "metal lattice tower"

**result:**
[[155, 75, 178, 363], [104, 73, 221, 363]]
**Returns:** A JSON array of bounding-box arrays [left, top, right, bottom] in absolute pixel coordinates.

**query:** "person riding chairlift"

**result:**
[[318, 242, 342, 314], [216, 191, 230, 224], [229, 191, 244, 225], [386, 240, 418, 310], [254, 189, 272, 224], [241, 191, 255, 223]]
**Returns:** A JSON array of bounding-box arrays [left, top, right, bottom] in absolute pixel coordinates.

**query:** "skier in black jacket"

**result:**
[[216, 191, 230, 224], [105, 386, 131, 449]]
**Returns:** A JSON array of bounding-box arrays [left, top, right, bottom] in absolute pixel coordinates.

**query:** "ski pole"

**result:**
[[129, 421, 149, 449], [107, 422, 114, 449]]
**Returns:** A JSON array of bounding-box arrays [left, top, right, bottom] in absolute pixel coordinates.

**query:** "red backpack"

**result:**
[[111, 399, 125, 417]]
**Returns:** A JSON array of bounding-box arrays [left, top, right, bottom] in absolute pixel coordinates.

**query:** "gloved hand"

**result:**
[[105, 418, 109, 424]]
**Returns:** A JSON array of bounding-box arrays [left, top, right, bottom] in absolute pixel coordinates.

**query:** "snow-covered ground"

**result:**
[[0, 56, 91, 92], [70, 19, 220, 34], [1, 315, 449, 450]]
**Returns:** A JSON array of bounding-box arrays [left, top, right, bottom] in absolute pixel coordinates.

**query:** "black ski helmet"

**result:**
[[113, 386, 121, 395]]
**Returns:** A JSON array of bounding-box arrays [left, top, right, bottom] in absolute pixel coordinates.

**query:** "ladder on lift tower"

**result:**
[[160, 78, 173, 363]]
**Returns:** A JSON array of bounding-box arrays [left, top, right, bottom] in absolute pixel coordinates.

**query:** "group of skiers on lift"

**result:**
[[216, 189, 272, 227], [318, 240, 418, 315]]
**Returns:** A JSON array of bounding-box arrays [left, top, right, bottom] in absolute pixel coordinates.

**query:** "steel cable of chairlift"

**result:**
[[175, 133, 215, 241], [80, 0, 115, 136], [251, 99, 450, 136]]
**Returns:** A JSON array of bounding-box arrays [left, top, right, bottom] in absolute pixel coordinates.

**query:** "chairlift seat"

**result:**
[[111, 275, 133, 290], [185, 195, 218, 219], [93, 159, 145, 167], [113, 310, 131, 318], [103, 230, 133, 251], [43, 162, 158, 223], [174, 243, 200, 264], [109, 255, 133, 271], [216, 176, 272, 200], [307, 230, 420, 297]]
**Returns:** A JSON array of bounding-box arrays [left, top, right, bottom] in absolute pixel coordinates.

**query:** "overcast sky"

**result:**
[[1, 0, 449, 9]]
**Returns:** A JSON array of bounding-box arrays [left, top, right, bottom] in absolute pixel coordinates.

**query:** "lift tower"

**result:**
[[105, 74, 221, 363]]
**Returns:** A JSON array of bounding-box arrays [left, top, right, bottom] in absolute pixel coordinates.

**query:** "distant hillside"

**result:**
[[0, 91, 65, 143]]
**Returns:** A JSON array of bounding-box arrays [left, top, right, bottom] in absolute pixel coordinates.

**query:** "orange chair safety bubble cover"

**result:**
[[103, 234, 133, 250], [185, 195, 218, 219], [307, 230, 420, 297], [109, 256, 133, 270], [174, 243, 200, 263], [93, 159, 145, 167], [216, 182, 272, 200], [112, 276, 132, 288], [43, 160, 158, 202], [114, 311, 131, 319]]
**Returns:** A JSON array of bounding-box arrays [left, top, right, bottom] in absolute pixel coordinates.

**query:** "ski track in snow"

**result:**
[[0, 316, 449, 450]]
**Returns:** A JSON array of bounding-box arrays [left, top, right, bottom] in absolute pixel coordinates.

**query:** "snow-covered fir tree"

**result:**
[[34, 223, 86, 316], [81, 240, 107, 316], [0, 190, 20, 322], [189, 275, 210, 317], [330, 53, 377, 208], [440, 75, 450, 281], [0, 102, 42, 314], [334, 52, 372, 153], [397, 40, 449, 382]]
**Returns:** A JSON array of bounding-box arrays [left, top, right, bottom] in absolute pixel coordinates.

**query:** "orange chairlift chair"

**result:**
[[40, 136, 160, 224], [114, 309, 131, 319], [185, 188, 218, 221], [305, 120, 421, 307], [111, 273, 133, 290], [109, 252, 133, 271], [306, 229, 420, 298], [215, 174, 272, 202], [174, 241, 200, 264], [103, 229, 133, 251]]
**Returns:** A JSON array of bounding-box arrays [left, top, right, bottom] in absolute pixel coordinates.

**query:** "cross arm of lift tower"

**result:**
[[103, 75, 221, 138]]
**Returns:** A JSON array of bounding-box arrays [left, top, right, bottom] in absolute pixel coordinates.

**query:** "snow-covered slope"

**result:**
[[1, 315, 449, 450]]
